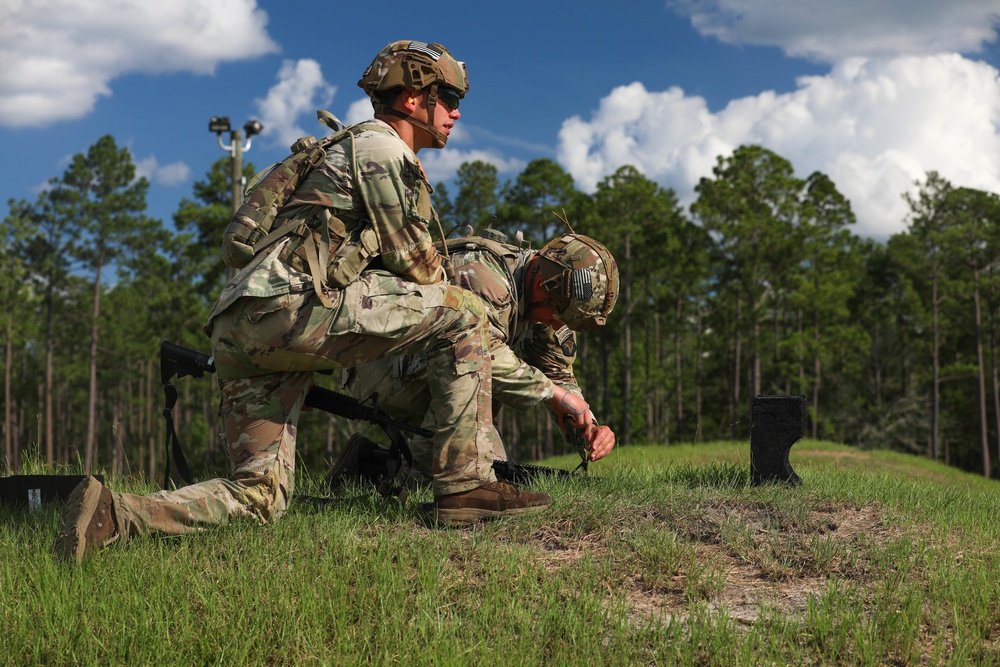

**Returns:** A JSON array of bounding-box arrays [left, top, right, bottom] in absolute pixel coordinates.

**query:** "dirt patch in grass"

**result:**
[[527, 500, 905, 627]]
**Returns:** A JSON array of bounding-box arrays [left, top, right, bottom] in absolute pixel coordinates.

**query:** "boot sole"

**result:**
[[431, 503, 547, 527], [54, 476, 102, 563]]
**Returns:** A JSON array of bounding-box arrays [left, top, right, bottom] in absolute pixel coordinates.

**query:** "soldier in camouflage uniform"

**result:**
[[55, 40, 593, 562], [332, 229, 620, 488]]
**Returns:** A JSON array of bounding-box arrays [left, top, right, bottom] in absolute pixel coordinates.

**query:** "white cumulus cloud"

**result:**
[[344, 97, 374, 126], [134, 156, 191, 187], [0, 0, 278, 127], [558, 54, 1000, 239], [668, 0, 1000, 62], [420, 149, 525, 186], [253, 59, 336, 150]]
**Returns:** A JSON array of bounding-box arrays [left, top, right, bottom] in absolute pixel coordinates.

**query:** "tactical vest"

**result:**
[[440, 229, 532, 338], [220, 111, 389, 308]]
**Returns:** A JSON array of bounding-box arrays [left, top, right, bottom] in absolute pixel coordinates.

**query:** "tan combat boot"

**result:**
[[54, 476, 120, 563], [433, 481, 551, 527]]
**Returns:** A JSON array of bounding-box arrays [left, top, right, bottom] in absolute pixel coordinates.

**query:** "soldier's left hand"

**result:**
[[582, 414, 615, 461]]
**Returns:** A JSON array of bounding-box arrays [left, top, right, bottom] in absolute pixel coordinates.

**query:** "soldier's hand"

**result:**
[[583, 416, 616, 461], [549, 386, 589, 430]]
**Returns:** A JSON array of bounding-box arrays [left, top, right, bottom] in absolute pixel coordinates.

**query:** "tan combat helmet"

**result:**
[[358, 40, 469, 148], [535, 234, 619, 331]]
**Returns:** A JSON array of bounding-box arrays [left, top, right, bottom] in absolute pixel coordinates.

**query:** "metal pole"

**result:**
[[230, 128, 243, 215]]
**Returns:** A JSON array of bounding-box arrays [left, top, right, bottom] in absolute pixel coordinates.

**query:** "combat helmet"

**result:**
[[534, 234, 619, 331], [358, 40, 468, 147]]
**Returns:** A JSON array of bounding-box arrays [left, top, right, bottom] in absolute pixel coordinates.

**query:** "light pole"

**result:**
[[209, 116, 264, 215]]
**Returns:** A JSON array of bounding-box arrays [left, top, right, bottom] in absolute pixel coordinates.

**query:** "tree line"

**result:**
[[4, 135, 1000, 483]]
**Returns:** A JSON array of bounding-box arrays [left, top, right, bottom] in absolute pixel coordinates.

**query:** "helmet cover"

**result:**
[[358, 40, 468, 113], [535, 234, 619, 331]]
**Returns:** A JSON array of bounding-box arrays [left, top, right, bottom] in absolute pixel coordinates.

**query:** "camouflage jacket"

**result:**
[[208, 120, 443, 322], [445, 236, 582, 412]]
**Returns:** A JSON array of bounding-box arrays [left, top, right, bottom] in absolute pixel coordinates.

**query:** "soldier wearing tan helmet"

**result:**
[[358, 40, 469, 149], [54, 41, 586, 562], [526, 233, 619, 331], [332, 228, 620, 490]]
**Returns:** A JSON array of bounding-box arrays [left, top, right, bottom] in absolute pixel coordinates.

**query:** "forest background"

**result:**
[[3, 135, 999, 485]]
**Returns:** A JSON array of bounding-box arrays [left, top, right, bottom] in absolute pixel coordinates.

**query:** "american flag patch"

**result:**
[[407, 40, 443, 60], [570, 268, 594, 301]]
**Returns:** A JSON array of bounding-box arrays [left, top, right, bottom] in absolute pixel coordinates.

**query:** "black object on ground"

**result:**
[[750, 395, 804, 486]]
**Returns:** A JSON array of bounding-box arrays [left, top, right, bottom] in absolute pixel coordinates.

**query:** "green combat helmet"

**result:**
[[536, 234, 619, 331], [358, 40, 468, 148]]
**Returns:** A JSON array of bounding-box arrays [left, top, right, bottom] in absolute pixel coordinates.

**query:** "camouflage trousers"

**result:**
[[112, 271, 496, 539], [343, 355, 511, 488]]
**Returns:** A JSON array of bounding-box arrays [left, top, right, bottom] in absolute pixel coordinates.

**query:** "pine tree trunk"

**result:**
[[45, 314, 54, 467], [973, 266, 991, 478], [752, 317, 761, 399], [4, 314, 12, 470], [206, 372, 216, 465], [732, 293, 742, 440], [644, 276, 652, 444], [85, 258, 104, 472], [600, 335, 610, 434], [931, 274, 940, 461], [147, 358, 155, 483], [990, 298, 1000, 480], [695, 304, 703, 442], [623, 231, 632, 446], [534, 410, 542, 461], [813, 307, 821, 440], [674, 297, 683, 443], [112, 398, 122, 477]]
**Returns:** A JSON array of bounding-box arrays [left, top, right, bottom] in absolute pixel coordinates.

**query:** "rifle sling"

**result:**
[[161, 382, 196, 489]]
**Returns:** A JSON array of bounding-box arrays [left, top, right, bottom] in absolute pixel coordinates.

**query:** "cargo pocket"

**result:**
[[242, 293, 293, 324], [336, 270, 439, 339]]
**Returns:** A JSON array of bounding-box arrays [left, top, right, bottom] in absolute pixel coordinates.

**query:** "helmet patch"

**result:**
[[570, 268, 593, 301], [407, 40, 443, 60]]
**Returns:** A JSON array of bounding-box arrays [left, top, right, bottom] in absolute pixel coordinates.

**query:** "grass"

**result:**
[[3, 439, 1000, 666]]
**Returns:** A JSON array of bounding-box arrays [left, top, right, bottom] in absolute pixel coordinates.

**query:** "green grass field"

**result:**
[[3, 440, 999, 666]]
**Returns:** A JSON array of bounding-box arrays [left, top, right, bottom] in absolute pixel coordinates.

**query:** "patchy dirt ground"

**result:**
[[528, 500, 905, 628]]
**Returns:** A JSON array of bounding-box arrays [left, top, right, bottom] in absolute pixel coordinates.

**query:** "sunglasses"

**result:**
[[436, 87, 461, 111]]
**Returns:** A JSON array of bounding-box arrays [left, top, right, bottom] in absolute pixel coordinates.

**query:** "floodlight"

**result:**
[[243, 119, 264, 138], [208, 116, 231, 134]]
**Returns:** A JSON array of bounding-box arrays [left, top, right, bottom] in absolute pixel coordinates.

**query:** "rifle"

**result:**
[[159, 340, 578, 491], [159, 341, 425, 489]]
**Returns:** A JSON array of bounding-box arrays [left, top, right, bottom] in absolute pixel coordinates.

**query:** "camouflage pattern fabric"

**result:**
[[111, 123, 495, 538], [344, 237, 585, 482], [280, 119, 444, 286], [534, 233, 618, 331], [447, 240, 581, 408]]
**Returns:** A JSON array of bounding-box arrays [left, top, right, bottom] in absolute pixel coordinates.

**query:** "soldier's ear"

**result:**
[[400, 88, 421, 112]]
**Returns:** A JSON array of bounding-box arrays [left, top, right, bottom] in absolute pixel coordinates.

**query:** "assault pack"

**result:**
[[221, 110, 383, 307], [222, 109, 343, 270]]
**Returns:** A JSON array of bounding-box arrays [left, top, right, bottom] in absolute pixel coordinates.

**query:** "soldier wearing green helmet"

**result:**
[[330, 228, 620, 490]]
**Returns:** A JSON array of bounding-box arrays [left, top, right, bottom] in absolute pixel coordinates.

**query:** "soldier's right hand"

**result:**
[[549, 386, 590, 430]]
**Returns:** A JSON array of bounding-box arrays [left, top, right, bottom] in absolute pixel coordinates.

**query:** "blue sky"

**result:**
[[3, 0, 1000, 241]]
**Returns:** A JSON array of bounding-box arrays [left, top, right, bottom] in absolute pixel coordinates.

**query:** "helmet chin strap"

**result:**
[[382, 83, 448, 148]]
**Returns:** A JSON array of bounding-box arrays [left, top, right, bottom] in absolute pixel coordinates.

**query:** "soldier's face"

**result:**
[[413, 89, 460, 149], [526, 270, 564, 330], [431, 90, 460, 144]]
